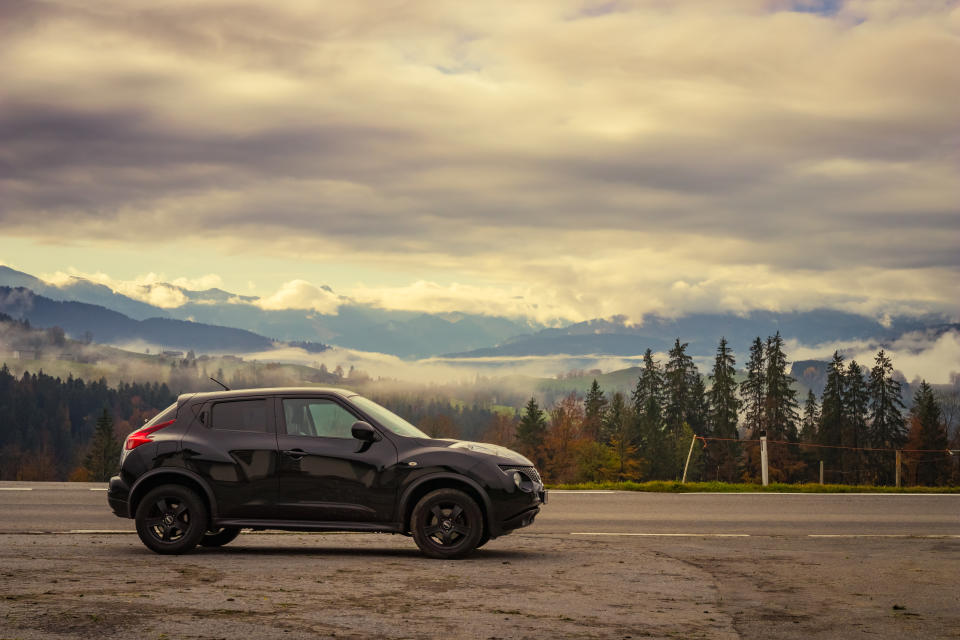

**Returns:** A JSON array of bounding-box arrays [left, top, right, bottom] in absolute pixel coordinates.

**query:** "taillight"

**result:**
[[124, 419, 175, 450]]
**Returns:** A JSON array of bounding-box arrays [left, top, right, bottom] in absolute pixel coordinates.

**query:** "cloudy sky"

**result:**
[[2, 0, 958, 324]]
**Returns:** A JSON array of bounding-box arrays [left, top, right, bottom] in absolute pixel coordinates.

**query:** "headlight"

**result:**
[[502, 468, 533, 491]]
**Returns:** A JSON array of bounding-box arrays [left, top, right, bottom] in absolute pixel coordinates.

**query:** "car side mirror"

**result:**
[[351, 421, 381, 442]]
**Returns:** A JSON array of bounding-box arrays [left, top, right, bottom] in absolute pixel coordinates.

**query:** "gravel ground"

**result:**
[[1, 532, 957, 639]]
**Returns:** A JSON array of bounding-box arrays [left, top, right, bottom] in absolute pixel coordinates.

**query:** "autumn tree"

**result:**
[[542, 393, 585, 483], [481, 412, 517, 448]]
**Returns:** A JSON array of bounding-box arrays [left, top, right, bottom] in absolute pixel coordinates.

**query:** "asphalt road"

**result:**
[[1, 482, 958, 537], [1, 482, 958, 639]]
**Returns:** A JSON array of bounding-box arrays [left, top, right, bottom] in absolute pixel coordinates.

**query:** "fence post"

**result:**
[[895, 450, 901, 488], [681, 435, 697, 483], [760, 431, 769, 487], [819, 460, 824, 485]]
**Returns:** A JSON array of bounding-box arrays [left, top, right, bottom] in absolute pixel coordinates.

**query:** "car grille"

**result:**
[[499, 464, 542, 484]]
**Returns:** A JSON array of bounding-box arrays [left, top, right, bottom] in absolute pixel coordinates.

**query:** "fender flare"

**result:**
[[398, 472, 495, 532], [129, 467, 219, 520]]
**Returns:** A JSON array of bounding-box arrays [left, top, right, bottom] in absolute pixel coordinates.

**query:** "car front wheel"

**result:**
[[411, 488, 484, 559], [134, 484, 208, 555]]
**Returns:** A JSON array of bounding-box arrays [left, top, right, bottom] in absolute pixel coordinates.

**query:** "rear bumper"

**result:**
[[107, 475, 131, 518]]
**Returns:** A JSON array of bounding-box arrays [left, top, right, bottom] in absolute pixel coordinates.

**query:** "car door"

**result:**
[[183, 396, 281, 519], [275, 395, 399, 523]]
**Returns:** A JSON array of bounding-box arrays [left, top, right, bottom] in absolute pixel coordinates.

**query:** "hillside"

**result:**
[[0, 286, 275, 352]]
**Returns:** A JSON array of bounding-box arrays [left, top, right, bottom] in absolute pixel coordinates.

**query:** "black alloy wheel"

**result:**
[[135, 484, 208, 555], [411, 488, 483, 559], [199, 527, 242, 548]]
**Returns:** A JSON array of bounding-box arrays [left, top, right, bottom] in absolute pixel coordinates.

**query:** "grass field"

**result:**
[[546, 480, 960, 493]]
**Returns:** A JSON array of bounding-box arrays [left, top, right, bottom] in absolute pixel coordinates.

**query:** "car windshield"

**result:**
[[351, 396, 429, 438]]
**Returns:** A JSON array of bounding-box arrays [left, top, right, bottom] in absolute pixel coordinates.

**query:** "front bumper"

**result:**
[[500, 505, 540, 534]]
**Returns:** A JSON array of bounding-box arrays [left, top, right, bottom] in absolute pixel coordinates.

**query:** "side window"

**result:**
[[211, 399, 269, 432], [283, 399, 357, 439]]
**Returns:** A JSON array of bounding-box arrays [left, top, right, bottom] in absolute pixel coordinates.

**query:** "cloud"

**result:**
[[784, 329, 960, 384], [39, 268, 223, 308], [254, 279, 342, 314], [1, 1, 958, 322]]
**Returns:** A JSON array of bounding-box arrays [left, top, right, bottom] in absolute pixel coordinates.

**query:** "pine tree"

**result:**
[[740, 337, 766, 438], [843, 360, 869, 484], [688, 374, 709, 436], [602, 392, 640, 481], [764, 332, 799, 442], [516, 397, 548, 468], [583, 379, 608, 442], [708, 338, 740, 482], [868, 350, 906, 485], [800, 390, 819, 443], [762, 332, 802, 481], [663, 339, 697, 479], [818, 352, 846, 474], [664, 338, 694, 439], [600, 390, 626, 445], [632, 349, 668, 480], [84, 408, 121, 482], [905, 381, 948, 486]]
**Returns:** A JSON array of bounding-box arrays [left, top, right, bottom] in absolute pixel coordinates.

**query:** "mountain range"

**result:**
[[0, 265, 955, 363]]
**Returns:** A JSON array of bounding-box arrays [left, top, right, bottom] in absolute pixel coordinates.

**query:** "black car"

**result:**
[[108, 387, 545, 558]]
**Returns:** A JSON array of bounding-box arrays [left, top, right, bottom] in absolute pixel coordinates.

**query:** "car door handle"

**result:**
[[283, 449, 307, 459]]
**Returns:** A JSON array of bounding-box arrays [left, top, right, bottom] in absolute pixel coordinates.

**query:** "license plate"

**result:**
[[539, 490, 548, 504]]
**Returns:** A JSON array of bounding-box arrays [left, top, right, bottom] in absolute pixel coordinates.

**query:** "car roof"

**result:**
[[178, 387, 359, 404]]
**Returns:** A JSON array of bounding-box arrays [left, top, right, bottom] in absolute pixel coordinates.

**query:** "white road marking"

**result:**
[[88, 488, 108, 491], [0, 487, 32, 491], [67, 530, 132, 534], [549, 490, 618, 494], [571, 532, 750, 537], [808, 534, 960, 538]]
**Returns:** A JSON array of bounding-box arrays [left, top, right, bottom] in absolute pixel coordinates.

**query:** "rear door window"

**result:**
[[211, 399, 269, 432]]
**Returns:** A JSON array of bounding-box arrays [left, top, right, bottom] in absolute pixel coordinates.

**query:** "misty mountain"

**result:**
[[0, 267, 536, 358], [2, 267, 955, 363], [162, 303, 536, 358], [0, 266, 167, 321], [0, 286, 274, 352], [445, 311, 952, 360]]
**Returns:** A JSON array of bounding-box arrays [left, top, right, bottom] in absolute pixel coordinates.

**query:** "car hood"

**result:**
[[423, 438, 534, 466]]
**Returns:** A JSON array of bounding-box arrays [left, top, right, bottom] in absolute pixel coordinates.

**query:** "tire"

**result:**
[[411, 488, 484, 559], [199, 527, 242, 548], [475, 531, 491, 549], [135, 484, 208, 555]]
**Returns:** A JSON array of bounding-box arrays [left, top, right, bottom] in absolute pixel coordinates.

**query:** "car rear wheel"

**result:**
[[199, 527, 242, 548], [411, 488, 483, 559], [135, 484, 208, 555]]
